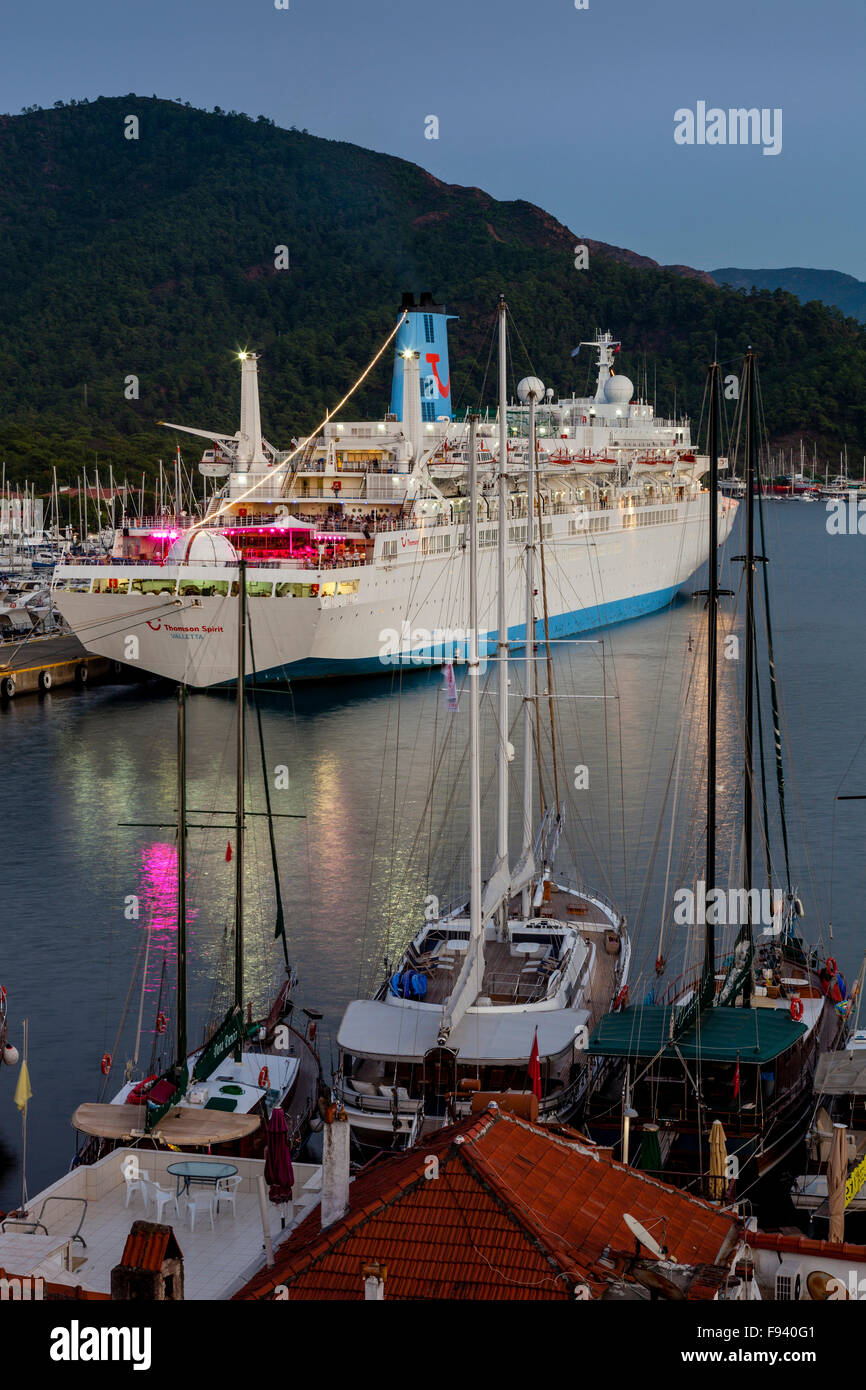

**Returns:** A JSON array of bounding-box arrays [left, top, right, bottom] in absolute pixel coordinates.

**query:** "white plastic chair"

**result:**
[[123, 1167, 150, 1209], [215, 1175, 242, 1219], [187, 1189, 216, 1232], [145, 1179, 179, 1224]]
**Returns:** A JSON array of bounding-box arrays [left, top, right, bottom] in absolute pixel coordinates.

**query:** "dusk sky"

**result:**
[[3, 0, 863, 278]]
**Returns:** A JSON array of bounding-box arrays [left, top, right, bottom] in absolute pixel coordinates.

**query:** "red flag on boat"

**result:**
[[528, 1028, 542, 1100], [225, 841, 232, 862], [733, 1054, 740, 1100]]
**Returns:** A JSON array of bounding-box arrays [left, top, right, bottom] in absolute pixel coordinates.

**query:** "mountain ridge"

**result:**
[[0, 96, 863, 483], [712, 267, 866, 324]]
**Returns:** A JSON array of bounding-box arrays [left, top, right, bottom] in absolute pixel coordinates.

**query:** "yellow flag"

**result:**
[[13, 1060, 32, 1112]]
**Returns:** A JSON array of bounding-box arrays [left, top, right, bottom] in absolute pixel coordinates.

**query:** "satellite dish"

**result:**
[[807, 1269, 848, 1301], [623, 1213, 664, 1260]]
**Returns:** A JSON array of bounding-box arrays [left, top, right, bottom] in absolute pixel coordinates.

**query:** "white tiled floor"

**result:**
[[20, 1152, 323, 1300]]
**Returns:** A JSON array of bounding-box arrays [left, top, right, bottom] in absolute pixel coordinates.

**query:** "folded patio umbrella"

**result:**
[[265, 1106, 295, 1207]]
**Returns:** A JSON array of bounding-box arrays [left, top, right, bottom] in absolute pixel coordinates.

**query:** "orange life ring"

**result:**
[[826, 957, 837, 975], [156, 1011, 167, 1034], [258, 1065, 270, 1090], [790, 997, 804, 1022], [101, 1052, 112, 1075]]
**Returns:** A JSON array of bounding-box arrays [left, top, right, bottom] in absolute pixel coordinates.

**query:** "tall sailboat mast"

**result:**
[[234, 556, 247, 1054], [496, 296, 510, 929], [741, 350, 757, 965], [436, 415, 484, 1047], [467, 414, 482, 977], [700, 361, 722, 1009], [176, 684, 188, 1065], [521, 383, 539, 917]]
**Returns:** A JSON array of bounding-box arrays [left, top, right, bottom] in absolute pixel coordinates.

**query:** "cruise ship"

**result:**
[[52, 294, 737, 685]]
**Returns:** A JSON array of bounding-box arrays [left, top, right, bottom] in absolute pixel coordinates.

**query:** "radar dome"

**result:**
[[517, 376, 545, 403], [603, 374, 634, 405], [165, 529, 239, 565]]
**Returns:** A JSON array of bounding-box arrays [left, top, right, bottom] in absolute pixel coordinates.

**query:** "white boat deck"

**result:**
[[2, 1147, 322, 1299]]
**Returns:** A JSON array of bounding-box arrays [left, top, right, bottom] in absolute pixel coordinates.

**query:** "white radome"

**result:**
[[603, 374, 634, 405], [165, 530, 240, 566], [517, 376, 545, 403]]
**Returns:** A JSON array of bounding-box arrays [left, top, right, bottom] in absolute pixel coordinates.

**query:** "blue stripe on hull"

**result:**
[[255, 581, 682, 683]]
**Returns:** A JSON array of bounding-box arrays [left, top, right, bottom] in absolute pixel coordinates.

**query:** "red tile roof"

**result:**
[[236, 1108, 740, 1301], [0, 1269, 109, 1301], [118, 1220, 183, 1273], [748, 1230, 866, 1263]]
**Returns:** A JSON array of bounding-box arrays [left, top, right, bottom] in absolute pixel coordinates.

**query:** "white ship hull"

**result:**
[[53, 494, 736, 686]]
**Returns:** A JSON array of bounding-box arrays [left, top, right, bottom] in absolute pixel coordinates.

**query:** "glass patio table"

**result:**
[[167, 1160, 239, 1201]]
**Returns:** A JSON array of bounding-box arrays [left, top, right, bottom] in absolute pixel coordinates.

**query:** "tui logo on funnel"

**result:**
[[425, 352, 450, 399], [390, 292, 457, 422]]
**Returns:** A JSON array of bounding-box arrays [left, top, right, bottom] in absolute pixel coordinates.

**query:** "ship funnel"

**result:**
[[237, 352, 267, 468], [390, 293, 457, 423]]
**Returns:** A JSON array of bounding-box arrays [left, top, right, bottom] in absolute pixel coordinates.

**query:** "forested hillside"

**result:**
[[2, 96, 864, 485]]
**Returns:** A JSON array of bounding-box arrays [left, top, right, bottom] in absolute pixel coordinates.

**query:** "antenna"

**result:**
[[623, 1212, 666, 1260]]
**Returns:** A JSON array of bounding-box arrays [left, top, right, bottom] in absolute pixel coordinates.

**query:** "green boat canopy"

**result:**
[[586, 1004, 805, 1064]]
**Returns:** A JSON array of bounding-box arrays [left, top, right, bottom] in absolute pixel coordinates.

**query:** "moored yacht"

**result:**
[[337, 301, 630, 1151]]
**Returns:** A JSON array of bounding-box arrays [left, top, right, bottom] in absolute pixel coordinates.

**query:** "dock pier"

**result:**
[[0, 634, 134, 699]]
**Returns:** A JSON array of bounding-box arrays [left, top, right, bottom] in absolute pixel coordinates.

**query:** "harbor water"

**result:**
[[1, 500, 863, 1206]]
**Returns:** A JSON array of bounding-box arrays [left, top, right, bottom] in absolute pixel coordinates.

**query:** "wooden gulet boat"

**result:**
[[338, 298, 630, 1152], [72, 558, 322, 1163], [583, 352, 843, 1198]]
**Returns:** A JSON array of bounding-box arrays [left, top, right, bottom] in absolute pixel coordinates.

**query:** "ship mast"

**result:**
[[234, 556, 247, 1056], [521, 383, 539, 917], [496, 296, 510, 930], [700, 362, 722, 1010], [437, 415, 484, 1046], [740, 350, 757, 969], [467, 414, 483, 996]]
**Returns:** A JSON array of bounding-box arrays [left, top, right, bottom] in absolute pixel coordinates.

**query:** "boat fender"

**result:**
[[308, 1020, 317, 1041], [790, 997, 804, 1022], [101, 1052, 112, 1075], [258, 1065, 270, 1090], [613, 986, 629, 1012], [826, 957, 837, 976]]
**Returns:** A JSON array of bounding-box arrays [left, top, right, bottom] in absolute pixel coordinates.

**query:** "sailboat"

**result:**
[[337, 298, 630, 1151], [583, 352, 843, 1194], [72, 560, 322, 1161]]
